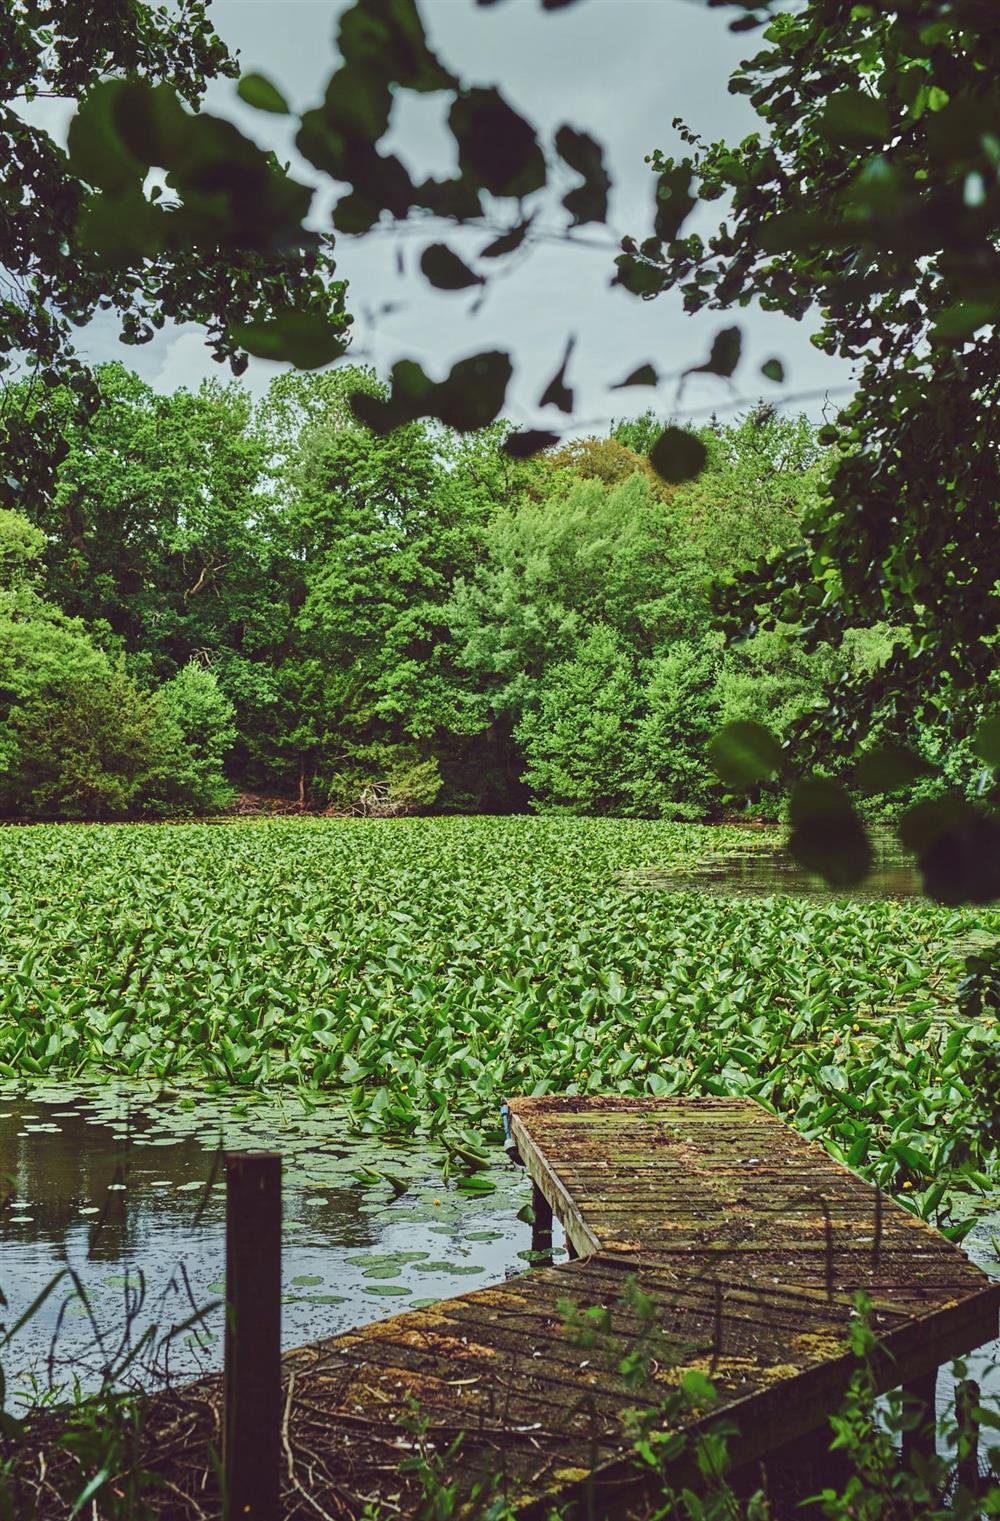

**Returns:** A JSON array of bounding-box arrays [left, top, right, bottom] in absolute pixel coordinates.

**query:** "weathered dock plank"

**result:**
[[36, 1097, 995, 1520], [507, 1097, 989, 1319]]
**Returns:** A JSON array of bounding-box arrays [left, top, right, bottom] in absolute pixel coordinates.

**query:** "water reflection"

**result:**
[[0, 1082, 543, 1402], [628, 842, 923, 898], [1, 1081, 995, 1452]]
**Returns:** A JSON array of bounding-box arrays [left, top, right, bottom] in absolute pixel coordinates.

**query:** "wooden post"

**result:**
[[956, 1378, 981, 1496], [224, 1152, 281, 1521], [531, 1181, 553, 1266], [901, 1368, 938, 1467]]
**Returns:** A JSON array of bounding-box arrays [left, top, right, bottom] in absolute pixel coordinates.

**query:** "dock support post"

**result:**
[[531, 1182, 553, 1265], [224, 1152, 281, 1521], [956, 1378, 981, 1496], [901, 1368, 938, 1467]]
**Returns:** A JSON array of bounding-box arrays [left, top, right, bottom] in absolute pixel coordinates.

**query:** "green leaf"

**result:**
[[900, 797, 1000, 904], [932, 302, 999, 341], [653, 162, 695, 242], [649, 426, 707, 484], [456, 1174, 496, 1193], [613, 253, 665, 299], [889, 1141, 932, 1177], [613, 364, 658, 388], [338, 0, 456, 93], [554, 125, 610, 226], [920, 1181, 948, 1217], [680, 1369, 717, 1405], [818, 89, 891, 147], [855, 744, 933, 796], [76, 191, 165, 265], [350, 351, 512, 434], [99, 81, 191, 176], [788, 779, 873, 888], [760, 358, 785, 383], [539, 338, 575, 413], [479, 219, 533, 258], [68, 81, 149, 192], [685, 326, 742, 380], [708, 721, 782, 788], [449, 87, 546, 199], [973, 714, 1000, 768], [230, 312, 347, 370], [237, 74, 289, 114], [419, 244, 483, 291], [758, 210, 841, 255], [70, 1469, 109, 1519], [501, 429, 559, 458], [434, 351, 513, 432]]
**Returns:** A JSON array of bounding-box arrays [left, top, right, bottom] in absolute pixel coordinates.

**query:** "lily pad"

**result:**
[[345, 1251, 428, 1268], [417, 1261, 485, 1276]]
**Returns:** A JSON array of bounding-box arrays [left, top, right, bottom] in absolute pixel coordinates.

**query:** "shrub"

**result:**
[[324, 743, 442, 815], [0, 598, 236, 819], [517, 625, 640, 814], [633, 638, 722, 819], [151, 663, 237, 814], [7, 666, 171, 820]]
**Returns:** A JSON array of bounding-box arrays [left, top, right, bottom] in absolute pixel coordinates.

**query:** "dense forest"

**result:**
[[0, 363, 975, 821]]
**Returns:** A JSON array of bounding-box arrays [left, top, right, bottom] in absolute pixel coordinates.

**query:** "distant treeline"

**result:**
[[0, 364, 973, 820]]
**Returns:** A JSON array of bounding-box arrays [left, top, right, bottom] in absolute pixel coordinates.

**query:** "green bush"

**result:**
[[0, 508, 45, 591], [151, 663, 237, 814], [0, 579, 236, 819], [517, 625, 641, 814], [324, 742, 442, 815], [6, 665, 171, 820], [633, 637, 722, 819]]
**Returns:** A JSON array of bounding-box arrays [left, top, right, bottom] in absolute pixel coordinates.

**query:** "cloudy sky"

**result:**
[[51, 0, 856, 429]]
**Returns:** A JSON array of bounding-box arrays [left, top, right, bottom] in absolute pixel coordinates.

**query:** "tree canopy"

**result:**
[[639, 0, 1000, 899], [0, 0, 347, 503], [5, 361, 890, 821]]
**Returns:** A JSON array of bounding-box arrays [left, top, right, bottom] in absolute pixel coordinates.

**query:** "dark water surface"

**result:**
[[1, 1077, 995, 1442], [0, 1081, 550, 1403], [628, 840, 923, 898]]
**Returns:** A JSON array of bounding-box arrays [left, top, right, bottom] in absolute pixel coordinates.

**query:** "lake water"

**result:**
[[0, 1071, 995, 1450], [0, 1080, 560, 1403], [626, 839, 924, 897]]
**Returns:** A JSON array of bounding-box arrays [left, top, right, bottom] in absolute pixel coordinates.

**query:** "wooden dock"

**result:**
[[28, 1097, 998, 1519]]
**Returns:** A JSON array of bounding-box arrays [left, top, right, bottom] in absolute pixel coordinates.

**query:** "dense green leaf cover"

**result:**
[[0, 1, 347, 506], [643, 0, 1000, 897], [7, 370, 859, 819], [0, 817, 994, 1227]]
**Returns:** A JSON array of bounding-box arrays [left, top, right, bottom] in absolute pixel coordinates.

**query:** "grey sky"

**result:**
[[62, 0, 857, 428]]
